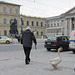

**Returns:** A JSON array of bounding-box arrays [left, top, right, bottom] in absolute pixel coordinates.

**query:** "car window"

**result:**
[[47, 36, 57, 41], [62, 37, 68, 41], [0, 37, 1, 39], [1, 37, 7, 39], [67, 36, 70, 40]]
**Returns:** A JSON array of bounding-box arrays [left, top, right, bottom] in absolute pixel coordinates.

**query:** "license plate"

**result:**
[[47, 43, 51, 44]]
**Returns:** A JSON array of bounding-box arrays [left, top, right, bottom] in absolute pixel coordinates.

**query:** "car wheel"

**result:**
[[6, 41, 10, 44], [47, 48, 51, 51], [72, 51, 75, 53]]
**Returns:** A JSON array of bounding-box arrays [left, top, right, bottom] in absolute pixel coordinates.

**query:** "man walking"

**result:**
[[21, 26, 37, 65]]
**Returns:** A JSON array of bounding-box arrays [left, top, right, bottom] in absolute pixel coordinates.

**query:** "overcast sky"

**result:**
[[2, 0, 75, 18]]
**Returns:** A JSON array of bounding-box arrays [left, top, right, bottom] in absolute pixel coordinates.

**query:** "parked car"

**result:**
[[44, 35, 70, 51], [0, 36, 13, 44]]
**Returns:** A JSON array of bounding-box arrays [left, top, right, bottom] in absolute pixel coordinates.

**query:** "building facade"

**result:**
[[46, 16, 65, 36], [63, 7, 75, 36], [46, 7, 75, 36], [0, 1, 46, 38]]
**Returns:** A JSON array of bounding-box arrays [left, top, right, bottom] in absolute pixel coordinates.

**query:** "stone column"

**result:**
[[69, 18, 72, 35], [67, 18, 70, 35], [64, 18, 68, 35], [61, 20, 64, 35]]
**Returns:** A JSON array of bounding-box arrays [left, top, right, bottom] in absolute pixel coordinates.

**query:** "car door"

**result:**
[[1, 36, 7, 43], [61, 36, 69, 48]]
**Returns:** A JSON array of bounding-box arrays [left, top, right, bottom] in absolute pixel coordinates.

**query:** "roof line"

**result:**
[[0, 1, 21, 6]]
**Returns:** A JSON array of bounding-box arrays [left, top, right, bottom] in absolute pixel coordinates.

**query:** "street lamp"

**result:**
[[20, 14, 23, 34]]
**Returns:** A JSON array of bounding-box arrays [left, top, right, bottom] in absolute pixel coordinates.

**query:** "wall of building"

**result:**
[[0, 1, 46, 38]]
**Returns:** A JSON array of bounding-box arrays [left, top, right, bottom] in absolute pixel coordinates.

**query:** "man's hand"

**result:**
[[35, 45, 37, 49]]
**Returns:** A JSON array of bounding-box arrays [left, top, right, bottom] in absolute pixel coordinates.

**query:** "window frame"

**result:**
[[36, 22, 38, 26], [32, 21, 34, 26], [10, 8, 12, 14], [27, 21, 29, 26], [4, 18, 6, 24], [15, 9, 18, 14], [3, 7, 6, 13]]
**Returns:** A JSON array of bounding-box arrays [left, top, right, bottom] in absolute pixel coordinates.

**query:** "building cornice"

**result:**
[[64, 7, 75, 15], [0, 1, 21, 6]]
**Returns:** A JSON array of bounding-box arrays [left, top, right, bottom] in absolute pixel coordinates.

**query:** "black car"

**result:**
[[44, 35, 70, 51]]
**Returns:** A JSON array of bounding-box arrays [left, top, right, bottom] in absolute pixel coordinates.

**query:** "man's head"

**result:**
[[26, 26, 31, 30]]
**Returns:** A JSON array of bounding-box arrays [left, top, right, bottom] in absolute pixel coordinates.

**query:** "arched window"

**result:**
[[4, 30, 7, 36], [32, 21, 34, 26], [27, 21, 29, 26]]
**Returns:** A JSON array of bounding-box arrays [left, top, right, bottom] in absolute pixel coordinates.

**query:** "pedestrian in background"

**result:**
[[21, 26, 37, 65], [17, 35, 21, 43]]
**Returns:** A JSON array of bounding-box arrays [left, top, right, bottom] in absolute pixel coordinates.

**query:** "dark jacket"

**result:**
[[21, 30, 37, 47]]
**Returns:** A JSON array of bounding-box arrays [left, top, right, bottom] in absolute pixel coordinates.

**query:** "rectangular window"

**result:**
[[72, 24, 74, 30], [36, 22, 38, 26], [41, 22, 43, 26], [57, 23, 59, 26], [27, 21, 29, 26], [54, 23, 55, 26], [32, 21, 34, 26], [51, 24, 52, 27], [3, 7, 6, 13], [4, 18, 6, 24], [4, 30, 7, 36], [10, 8, 12, 14], [2, 36, 7, 39], [15, 9, 18, 14]]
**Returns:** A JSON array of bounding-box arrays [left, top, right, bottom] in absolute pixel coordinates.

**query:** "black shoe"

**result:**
[[25, 60, 29, 65], [26, 62, 29, 65], [28, 59, 30, 62]]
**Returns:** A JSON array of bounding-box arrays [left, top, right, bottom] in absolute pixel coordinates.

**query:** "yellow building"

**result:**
[[0, 1, 46, 38]]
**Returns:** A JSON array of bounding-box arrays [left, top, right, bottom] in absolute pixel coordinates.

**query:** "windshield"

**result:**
[[47, 36, 57, 41]]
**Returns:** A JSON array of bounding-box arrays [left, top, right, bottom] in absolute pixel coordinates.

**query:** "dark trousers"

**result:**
[[23, 46, 31, 63]]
